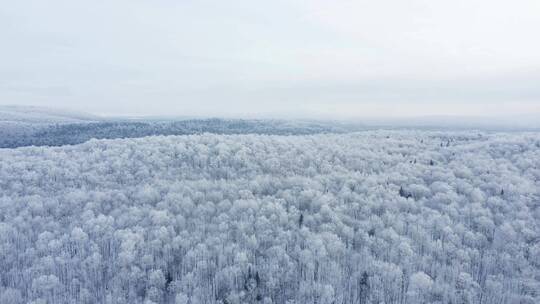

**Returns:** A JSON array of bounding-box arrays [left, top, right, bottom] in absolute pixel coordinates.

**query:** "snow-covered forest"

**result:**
[[1, 131, 539, 304], [0, 119, 352, 149], [0, 107, 356, 148]]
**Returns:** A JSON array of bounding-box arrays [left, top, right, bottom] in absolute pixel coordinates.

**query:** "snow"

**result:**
[[0, 105, 100, 124]]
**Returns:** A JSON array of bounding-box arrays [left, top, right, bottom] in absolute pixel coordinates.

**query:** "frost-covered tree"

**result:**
[[0, 131, 539, 303]]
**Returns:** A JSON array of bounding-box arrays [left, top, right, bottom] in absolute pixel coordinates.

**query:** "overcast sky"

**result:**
[[1, 0, 539, 118]]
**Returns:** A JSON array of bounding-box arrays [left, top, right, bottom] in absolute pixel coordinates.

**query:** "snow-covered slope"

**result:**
[[0, 111, 350, 148], [0, 105, 100, 124], [0, 106, 102, 148]]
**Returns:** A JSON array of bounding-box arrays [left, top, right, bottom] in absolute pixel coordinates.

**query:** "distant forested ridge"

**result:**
[[0, 119, 350, 148], [0, 131, 539, 304]]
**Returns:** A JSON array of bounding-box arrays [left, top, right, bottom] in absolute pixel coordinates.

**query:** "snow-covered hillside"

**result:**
[[0, 105, 99, 124], [0, 131, 539, 304], [0, 108, 351, 148], [0, 106, 101, 148]]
